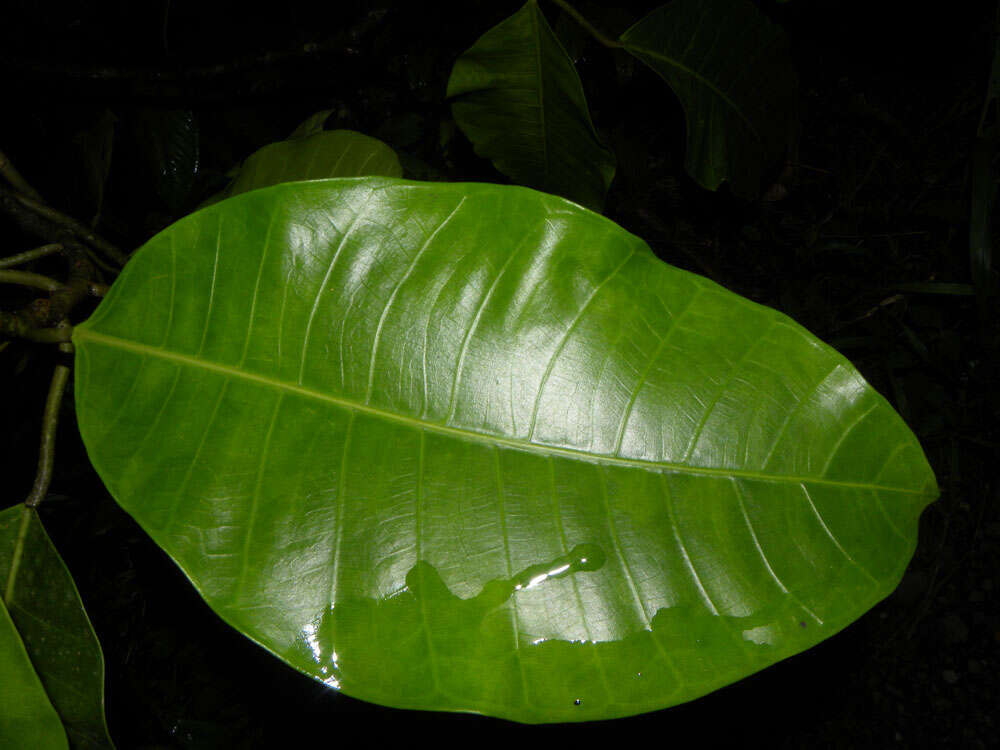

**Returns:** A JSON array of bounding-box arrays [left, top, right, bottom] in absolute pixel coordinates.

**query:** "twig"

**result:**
[[81, 245, 119, 275], [0, 183, 125, 267], [25, 338, 73, 508], [0, 148, 43, 202], [22, 326, 74, 344], [5, 38, 353, 82], [548, 0, 623, 49], [790, 163, 834, 175], [0, 269, 61, 292], [0, 251, 94, 340], [821, 231, 929, 239], [0, 243, 63, 269], [6, 189, 126, 265]]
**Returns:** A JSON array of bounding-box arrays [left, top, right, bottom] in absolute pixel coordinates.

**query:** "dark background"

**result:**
[[1, 1, 997, 746]]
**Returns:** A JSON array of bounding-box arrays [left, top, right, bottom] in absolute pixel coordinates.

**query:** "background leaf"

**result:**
[[447, 0, 615, 211], [74, 178, 936, 723], [970, 30, 1000, 321], [203, 129, 402, 207], [72, 109, 117, 228], [132, 108, 200, 214], [0, 504, 113, 748], [620, 0, 797, 197], [288, 110, 335, 140]]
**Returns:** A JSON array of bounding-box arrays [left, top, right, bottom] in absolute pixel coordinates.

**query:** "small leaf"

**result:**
[[0, 505, 114, 749], [620, 0, 797, 197], [288, 110, 335, 140], [133, 108, 201, 213], [447, 0, 615, 211], [202, 130, 402, 207], [75, 178, 936, 723]]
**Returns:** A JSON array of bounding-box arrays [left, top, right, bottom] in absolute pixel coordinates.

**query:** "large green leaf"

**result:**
[[447, 0, 615, 211], [73, 178, 936, 723], [0, 504, 113, 747], [1, 599, 66, 749], [203, 129, 402, 207], [620, 0, 797, 197]]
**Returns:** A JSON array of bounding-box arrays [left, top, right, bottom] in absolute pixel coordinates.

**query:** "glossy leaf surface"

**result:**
[[0, 505, 113, 747], [620, 0, 796, 197], [74, 178, 936, 723], [447, 1, 615, 211]]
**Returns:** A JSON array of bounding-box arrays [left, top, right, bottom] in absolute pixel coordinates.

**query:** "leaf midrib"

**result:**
[[75, 326, 926, 496]]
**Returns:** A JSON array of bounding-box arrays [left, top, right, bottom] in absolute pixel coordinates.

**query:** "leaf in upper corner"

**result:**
[[970, 133, 996, 318], [620, 0, 797, 198], [0, 505, 114, 748], [201, 130, 402, 207], [74, 177, 936, 723], [970, 36, 1000, 318], [446, 0, 615, 211]]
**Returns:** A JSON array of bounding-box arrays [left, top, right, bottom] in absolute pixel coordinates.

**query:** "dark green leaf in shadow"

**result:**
[[620, 0, 797, 198], [969, 132, 996, 320], [74, 178, 936, 723], [72, 110, 116, 228], [970, 22, 1000, 320], [0, 505, 114, 748], [134, 108, 200, 213], [971, 22, 999, 319], [202, 130, 402, 207], [447, 0, 615, 211], [288, 110, 335, 140], [554, 10, 589, 64]]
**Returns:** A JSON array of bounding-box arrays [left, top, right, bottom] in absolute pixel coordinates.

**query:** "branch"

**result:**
[[0, 249, 94, 341], [548, 0, 623, 49], [1, 34, 374, 101], [26, 339, 73, 508], [5, 38, 354, 82], [0, 269, 61, 292], [21, 326, 74, 344], [0, 148, 43, 202], [1, 185, 126, 265], [0, 243, 63, 269]]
